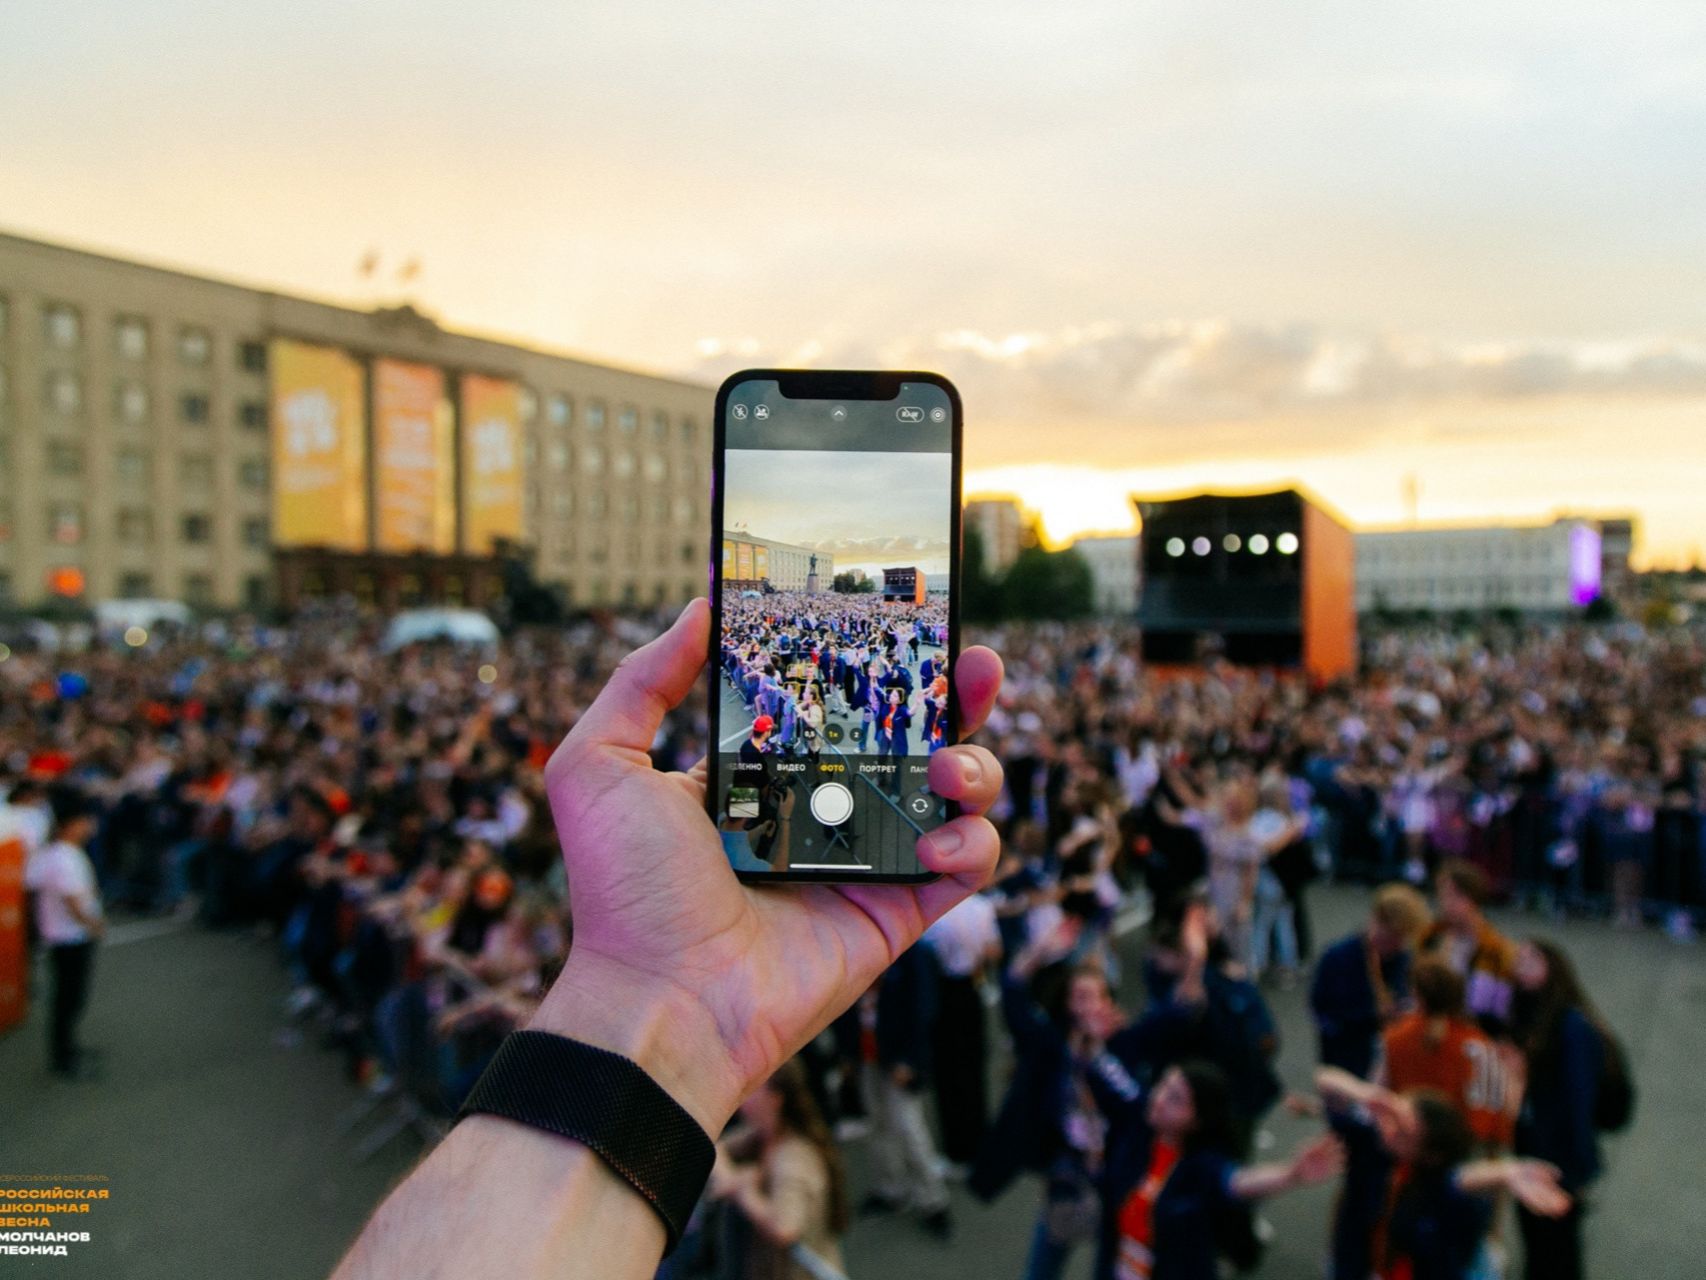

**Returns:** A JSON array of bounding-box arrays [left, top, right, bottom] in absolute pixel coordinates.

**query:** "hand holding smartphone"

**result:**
[[706, 370, 963, 883]]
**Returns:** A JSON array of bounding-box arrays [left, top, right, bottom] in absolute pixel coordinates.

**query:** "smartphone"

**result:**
[[706, 370, 963, 884]]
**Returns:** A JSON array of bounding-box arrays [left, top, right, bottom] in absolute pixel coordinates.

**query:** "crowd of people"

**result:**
[[719, 591, 951, 759], [5, 607, 1700, 1280]]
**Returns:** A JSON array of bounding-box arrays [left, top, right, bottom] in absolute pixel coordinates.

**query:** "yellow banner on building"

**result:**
[[754, 545, 769, 581], [270, 339, 367, 549], [375, 359, 454, 553], [736, 542, 754, 580], [461, 374, 524, 553], [722, 540, 735, 579]]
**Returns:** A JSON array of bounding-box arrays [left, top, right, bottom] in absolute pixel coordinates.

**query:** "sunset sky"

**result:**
[[6, 2, 1706, 565]]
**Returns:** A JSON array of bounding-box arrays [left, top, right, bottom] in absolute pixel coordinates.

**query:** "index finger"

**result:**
[[953, 644, 1003, 738]]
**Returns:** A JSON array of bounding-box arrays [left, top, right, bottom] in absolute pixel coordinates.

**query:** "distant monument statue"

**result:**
[[806, 553, 821, 594]]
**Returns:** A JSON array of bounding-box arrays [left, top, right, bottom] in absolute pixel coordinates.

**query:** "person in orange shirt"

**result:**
[[1379, 958, 1517, 1151]]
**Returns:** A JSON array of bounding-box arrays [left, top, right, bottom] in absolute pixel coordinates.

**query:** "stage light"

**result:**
[[1277, 532, 1299, 555], [124, 626, 148, 648], [1165, 538, 1185, 557], [478, 664, 498, 684], [1249, 534, 1270, 554], [1223, 534, 1242, 552], [1191, 537, 1211, 556]]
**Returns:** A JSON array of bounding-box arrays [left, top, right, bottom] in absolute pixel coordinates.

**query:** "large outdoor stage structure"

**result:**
[[1135, 488, 1356, 683]]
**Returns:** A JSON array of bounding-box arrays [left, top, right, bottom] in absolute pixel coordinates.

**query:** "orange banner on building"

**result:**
[[270, 339, 368, 549], [722, 540, 735, 579], [375, 359, 455, 553], [754, 545, 769, 582], [460, 374, 524, 554], [736, 542, 754, 580], [0, 833, 25, 1033]]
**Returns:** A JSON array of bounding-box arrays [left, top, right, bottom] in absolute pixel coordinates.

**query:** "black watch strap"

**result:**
[[454, 1029, 715, 1254]]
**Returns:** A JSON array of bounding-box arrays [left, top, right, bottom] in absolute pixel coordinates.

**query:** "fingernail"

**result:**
[[928, 826, 964, 857], [958, 753, 983, 785]]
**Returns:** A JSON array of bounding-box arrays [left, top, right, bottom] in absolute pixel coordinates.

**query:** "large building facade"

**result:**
[[964, 497, 1026, 573], [719, 534, 830, 592], [1070, 533, 1140, 615], [1354, 519, 1608, 614], [0, 231, 713, 611]]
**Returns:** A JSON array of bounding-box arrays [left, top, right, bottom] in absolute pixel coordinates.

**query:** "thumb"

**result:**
[[550, 598, 709, 772]]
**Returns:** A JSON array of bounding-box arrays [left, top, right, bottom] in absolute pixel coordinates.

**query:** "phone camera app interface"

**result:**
[[716, 381, 954, 876]]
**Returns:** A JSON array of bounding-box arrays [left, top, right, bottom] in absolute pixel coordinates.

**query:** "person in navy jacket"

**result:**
[[1510, 938, 1605, 1280], [1310, 883, 1431, 1078], [1084, 1054, 1344, 1280]]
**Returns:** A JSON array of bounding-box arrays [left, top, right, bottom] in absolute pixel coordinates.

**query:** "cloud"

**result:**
[[683, 323, 1706, 426]]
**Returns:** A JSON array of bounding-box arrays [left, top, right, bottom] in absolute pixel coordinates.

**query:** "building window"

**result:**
[[179, 327, 211, 365], [237, 341, 267, 373], [182, 513, 213, 543], [118, 572, 153, 598], [673, 496, 694, 525], [242, 517, 269, 548], [0, 295, 9, 338], [586, 401, 606, 432], [644, 454, 666, 482], [518, 386, 538, 422], [548, 394, 572, 427], [181, 392, 211, 424], [115, 381, 149, 425], [47, 441, 84, 476], [238, 399, 267, 429], [117, 509, 154, 542], [46, 371, 82, 415], [43, 303, 81, 350], [650, 411, 668, 442], [613, 451, 635, 479], [116, 447, 151, 484], [618, 406, 638, 435], [113, 316, 149, 361], [244, 575, 268, 609], [582, 444, 604, 475], [680, 418, 696, 444], [621, 580, 638, 605], [681, 541, 697, 565], [587, 491, 607, 520], [552, 491, 574, 517], [620, 494, 639, 521], [548, 441, 570, 471], [238, 458, 268, 490], [650, 494, 670, 522], [184, 574, 214, 606], [49, 502, 83, 543], [180, 454, 214, 487]]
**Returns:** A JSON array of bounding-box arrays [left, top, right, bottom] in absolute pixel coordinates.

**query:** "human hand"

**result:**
[[1505, 1160, 1571, 1218], [1287, 1132, 1345, 1187], [534, 600, 1005, 1133]]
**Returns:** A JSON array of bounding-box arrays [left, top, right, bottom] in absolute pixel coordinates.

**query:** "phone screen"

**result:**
[[708, 373, 960, 880]]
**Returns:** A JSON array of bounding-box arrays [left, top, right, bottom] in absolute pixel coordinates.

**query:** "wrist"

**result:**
[[529, 950, 745, 1135]]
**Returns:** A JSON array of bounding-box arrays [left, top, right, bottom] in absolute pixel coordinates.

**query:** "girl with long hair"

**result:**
[[1509, 938, 1612, 1280], [709, 1057, 850, 1280]]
